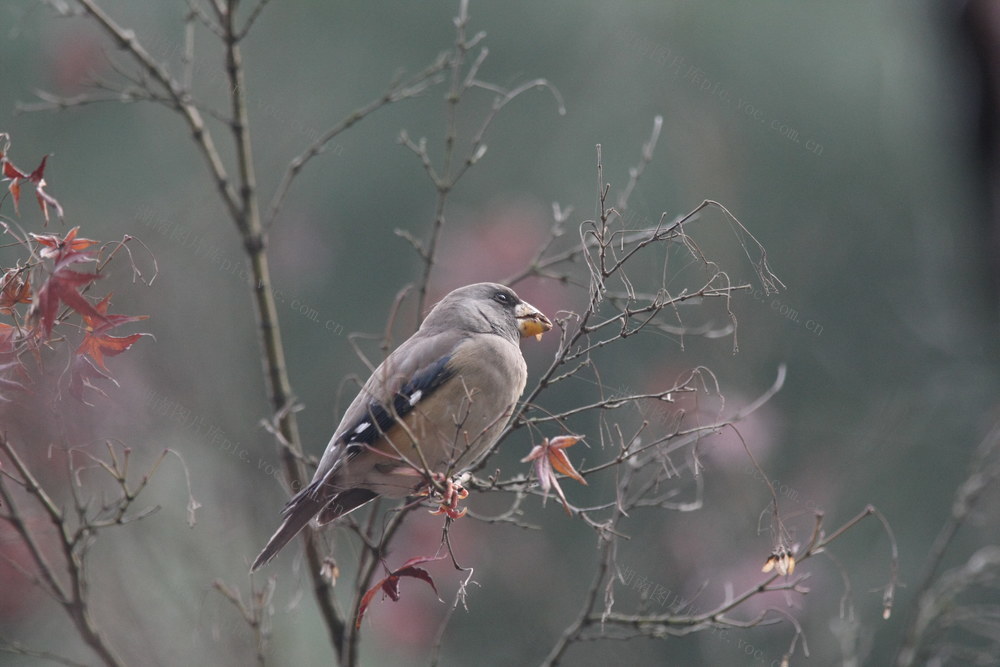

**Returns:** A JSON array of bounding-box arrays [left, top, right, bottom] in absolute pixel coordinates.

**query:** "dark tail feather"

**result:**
[[250, 486, 326, 572], [317, 487, 378, 524], [250, 486, 379, 572]]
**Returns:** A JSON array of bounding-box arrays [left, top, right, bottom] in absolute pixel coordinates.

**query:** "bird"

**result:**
[[251, 282, 552, 572]]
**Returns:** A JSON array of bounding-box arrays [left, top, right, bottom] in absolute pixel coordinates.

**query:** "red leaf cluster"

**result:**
[[0, 135, 152, 405], [0, 133, 63, 222], [21, 228, 150, 404], [356, 555, 444, 629], [29, 228, 106, 341]]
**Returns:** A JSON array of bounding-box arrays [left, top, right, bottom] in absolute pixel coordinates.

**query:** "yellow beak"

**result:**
[[514, 301, 553, 341]]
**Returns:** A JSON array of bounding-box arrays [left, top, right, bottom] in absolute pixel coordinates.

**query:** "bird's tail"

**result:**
[[250, 484, 379, 572], [250, 486, 326, 572]]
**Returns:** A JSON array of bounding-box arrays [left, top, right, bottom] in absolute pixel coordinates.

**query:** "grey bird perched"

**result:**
[[251, 282, 552, 571]]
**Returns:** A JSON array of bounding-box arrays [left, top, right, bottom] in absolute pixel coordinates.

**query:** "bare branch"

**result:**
[[213, 576, 275, 665], [54, 0, 241, 220], [0, 638, 92, 667], [894, 422, 1000, 665], [265, 55, 449, 229], [401, 0, 567, 322]]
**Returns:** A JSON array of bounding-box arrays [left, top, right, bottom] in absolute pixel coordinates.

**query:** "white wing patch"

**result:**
[[344, 382, 430, 448]]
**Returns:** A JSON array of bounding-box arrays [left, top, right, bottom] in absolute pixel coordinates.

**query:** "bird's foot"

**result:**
[[422, 472, 470, 519]]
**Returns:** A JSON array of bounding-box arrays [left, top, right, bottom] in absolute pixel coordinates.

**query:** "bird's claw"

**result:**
[[422, 473, 470, 519]]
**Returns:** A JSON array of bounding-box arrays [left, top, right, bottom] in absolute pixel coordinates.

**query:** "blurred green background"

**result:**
[[2, 1, 998, 665]]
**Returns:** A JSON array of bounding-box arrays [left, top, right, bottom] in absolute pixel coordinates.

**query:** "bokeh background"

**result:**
[[2, 1, 999, 665]]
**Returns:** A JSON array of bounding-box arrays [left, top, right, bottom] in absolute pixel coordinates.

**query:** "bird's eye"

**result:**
[[493, 291, 512, 305]]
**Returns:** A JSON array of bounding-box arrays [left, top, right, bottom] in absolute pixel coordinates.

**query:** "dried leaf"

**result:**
[[762, 548, 796, 576], [521, 435, 587, 514], [2, 146, 63, 221], [31, 227, 97, 259], [7, 178, 21, 212], [28, 155, 48, 182], [35, 181, 64, 222], [0, 268, 31, 314], [31, 256, 104, 340], [78, 330, 147, 371], [76, 294, 150, 370], [355, 554, 444, 629], [1, 160, 22, 180], [548, 446, 587, 485]]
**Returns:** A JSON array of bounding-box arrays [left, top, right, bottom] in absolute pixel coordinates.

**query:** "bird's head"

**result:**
[[424, 282, 552, 343]]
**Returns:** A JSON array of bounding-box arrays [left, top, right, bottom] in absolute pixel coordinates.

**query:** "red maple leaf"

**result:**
[[356, 554, 445, 629], [1, 141, 63, 222], [76, 294, 150, 370], [30, 252, 106, 341], [30, 226, 98, 262]]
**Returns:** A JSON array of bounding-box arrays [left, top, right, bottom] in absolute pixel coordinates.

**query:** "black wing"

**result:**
[[341, 352, 456, 454]]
